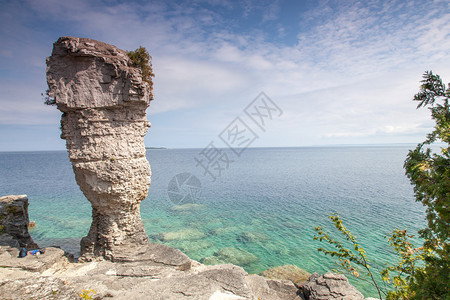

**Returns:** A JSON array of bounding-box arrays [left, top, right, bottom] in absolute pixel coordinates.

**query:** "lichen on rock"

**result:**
[[46, 37, 154, 261]]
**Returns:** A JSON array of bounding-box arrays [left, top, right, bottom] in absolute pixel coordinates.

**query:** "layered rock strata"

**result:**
[[46, 37, 154, 261]]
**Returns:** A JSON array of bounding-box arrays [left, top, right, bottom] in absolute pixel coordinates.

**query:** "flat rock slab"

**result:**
[[0, 244, 312, 299], [0, 246, 69, 272], [107, 264, 254, 299], [111, 242, 192, 270], [0, 276, 78, 300], [0, 248, 304, 299]]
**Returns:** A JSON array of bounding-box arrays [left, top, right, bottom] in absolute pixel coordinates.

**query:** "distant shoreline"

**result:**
[[2, 143, 447, 153]]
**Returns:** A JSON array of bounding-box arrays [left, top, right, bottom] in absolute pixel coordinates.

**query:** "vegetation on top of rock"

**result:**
[[126, 46, 154, 88], [314, 71, 450, 300], [42, 89, 56, 106]]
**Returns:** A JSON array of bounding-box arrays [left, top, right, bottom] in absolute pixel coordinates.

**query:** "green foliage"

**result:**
[[127, 46, 154, 88], [42, 89, 56, 106], [404, 71, 450, 299], [314, 71, 450, 299], [315, 214, 384, 299], [380, 229, 428, 299], [315, 215, 427, 299]]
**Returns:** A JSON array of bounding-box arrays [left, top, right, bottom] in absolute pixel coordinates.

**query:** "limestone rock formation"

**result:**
[[46, 37, 154, 261], [0, 249, 304, 300], [301, 272, 365, 300], [0, 195, 38, 249]]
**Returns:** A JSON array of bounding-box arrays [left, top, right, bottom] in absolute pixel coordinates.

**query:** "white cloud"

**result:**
[[0, 0, 449, 148]]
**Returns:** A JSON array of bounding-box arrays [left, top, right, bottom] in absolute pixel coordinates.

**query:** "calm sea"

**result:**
[[0, 146, 426, 297]]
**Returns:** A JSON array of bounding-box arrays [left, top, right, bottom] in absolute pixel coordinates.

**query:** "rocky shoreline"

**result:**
[[0, 195, 376, 299], [1, 37, 375, 299]]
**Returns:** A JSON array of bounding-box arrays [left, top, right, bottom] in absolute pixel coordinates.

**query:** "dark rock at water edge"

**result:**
[[0, 195, 38, 249]]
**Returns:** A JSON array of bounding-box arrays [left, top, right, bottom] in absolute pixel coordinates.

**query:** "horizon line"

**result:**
[[0, 142, 432, 153]]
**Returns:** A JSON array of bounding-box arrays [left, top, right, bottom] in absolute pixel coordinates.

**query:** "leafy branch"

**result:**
[[314, 71, 449, 300], [314, 213, 384, 299]]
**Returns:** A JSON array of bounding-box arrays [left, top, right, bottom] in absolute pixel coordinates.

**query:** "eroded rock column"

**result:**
[[46, 37, 153, 261]]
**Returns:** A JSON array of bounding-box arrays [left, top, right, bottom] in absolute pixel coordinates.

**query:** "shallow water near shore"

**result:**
[[0, 146, 426, 297]]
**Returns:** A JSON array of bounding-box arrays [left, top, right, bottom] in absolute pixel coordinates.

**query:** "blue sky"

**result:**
[[0, 0, 449, 151]]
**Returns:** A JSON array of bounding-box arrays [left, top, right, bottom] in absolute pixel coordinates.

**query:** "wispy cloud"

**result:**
[[0, 0, 448, 149]]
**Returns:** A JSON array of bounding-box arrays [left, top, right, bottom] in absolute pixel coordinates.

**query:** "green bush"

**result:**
[[403, 71, 449, 299], [127, 46, 154, 89], [315, 71, 450, 299]]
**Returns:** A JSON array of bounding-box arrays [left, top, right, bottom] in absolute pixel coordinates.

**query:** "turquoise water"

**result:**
[[0, 146, 426, 297]]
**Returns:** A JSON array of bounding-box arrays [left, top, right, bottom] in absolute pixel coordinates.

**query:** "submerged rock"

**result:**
[[237, 231, 270, 243], [159, 228, 206, 241], [201, 247, 258, 266], [0, 195, 38, 249], [261, 264, 311, 286], [176, 239, 214, 252], [46, 37, 153, 261], [212, 226, 242, 235], [170, 203, 205, 212]]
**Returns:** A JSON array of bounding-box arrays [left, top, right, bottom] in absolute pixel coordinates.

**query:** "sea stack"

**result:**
[[46, 37, 153, 261]]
